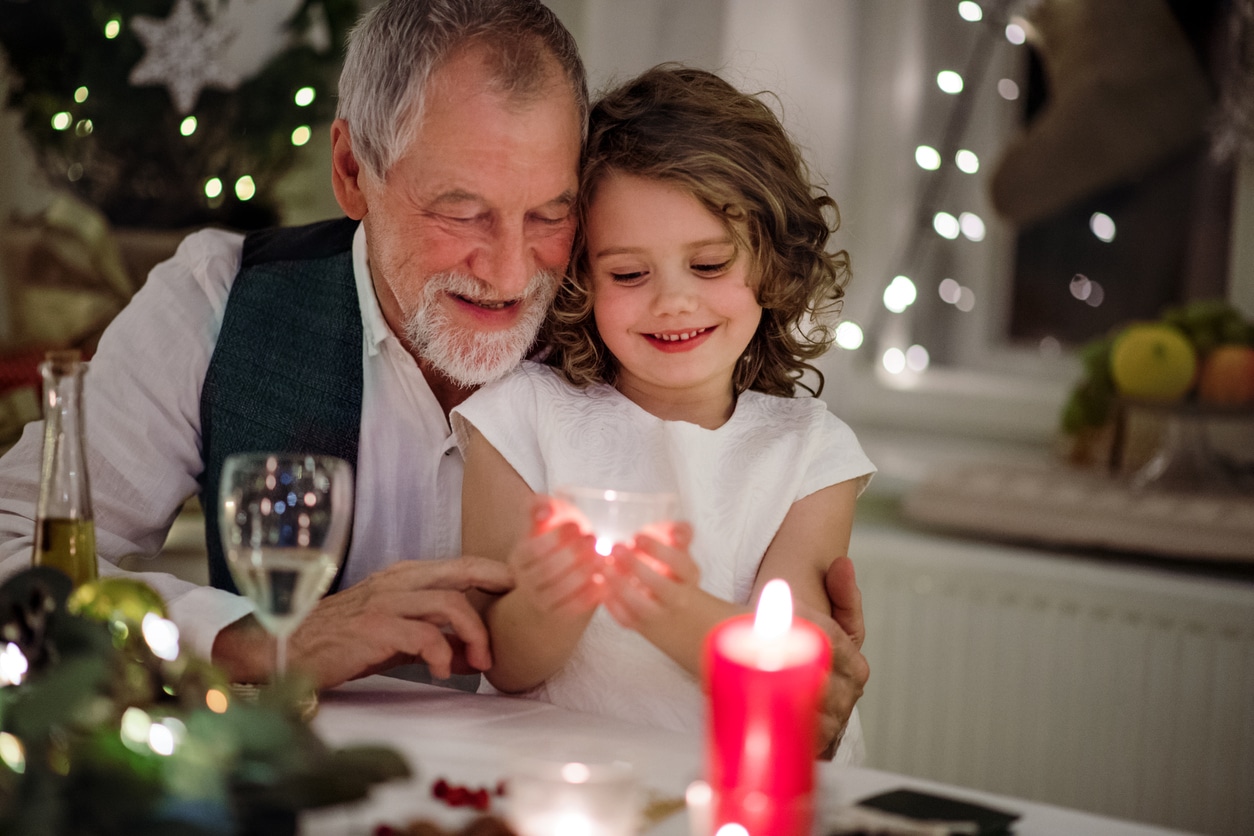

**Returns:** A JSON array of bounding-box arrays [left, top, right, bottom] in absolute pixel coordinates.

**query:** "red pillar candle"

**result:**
[[703, 580, 831, 836]]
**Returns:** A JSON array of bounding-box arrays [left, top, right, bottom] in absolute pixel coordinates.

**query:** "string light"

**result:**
[[235, 175, 257, 201], [1005, 21, 1027, 45], [957, 1, 983, 22], [835, 321, 864, 350], [104, 18, 121, 39], [0, 732, 24, 774], [1090, 212, 1116, 242], [906, 345, 931, 372], [959, 211, 986, 241], [74, 86, 89, 103], [51, 112, 71, 131], [997, 79, 1019, 100], [291, 125, 312, 146], [67, 163, 83, 182], [915, 145, 942, 170], [936, 70, 964, 94], [179, 115, 197, 136], [883, 275, 918, 313], [74, 119, 93, 137], [933, 212, 960, 240], [294, 86, 316, 107], [204, 177, 223, 199], [882, 348, 907, 375], [955, 149, 979, 173]]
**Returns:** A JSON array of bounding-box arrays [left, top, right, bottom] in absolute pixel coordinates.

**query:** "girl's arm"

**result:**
[[604, 479, 861, 677], [460, 424, 603, 693]]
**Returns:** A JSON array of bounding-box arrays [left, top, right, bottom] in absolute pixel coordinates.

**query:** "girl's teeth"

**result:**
[[656, 328, 706, 342]]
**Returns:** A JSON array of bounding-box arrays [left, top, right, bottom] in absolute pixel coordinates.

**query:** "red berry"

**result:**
[[432, 778, 449, 799], [447, 786, 470, 807], [470, 788, 490, 811]]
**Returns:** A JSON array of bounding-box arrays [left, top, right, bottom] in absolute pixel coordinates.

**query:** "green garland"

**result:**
[[0, 0, 358, 230], [0, 568, 407, 835]]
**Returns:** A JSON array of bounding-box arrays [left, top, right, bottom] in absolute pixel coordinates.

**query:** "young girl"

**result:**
[[451, 65, 874, 757]]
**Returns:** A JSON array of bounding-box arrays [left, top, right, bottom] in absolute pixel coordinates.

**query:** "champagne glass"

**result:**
[[219, 452, 353, 678], [553, 486, 680, 558]]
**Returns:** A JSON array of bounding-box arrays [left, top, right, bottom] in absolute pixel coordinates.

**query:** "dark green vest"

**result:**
[[198, 217, 362, 594]]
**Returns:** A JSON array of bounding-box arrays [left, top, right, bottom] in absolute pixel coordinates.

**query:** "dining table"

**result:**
[[301, 675, 1198, 836]]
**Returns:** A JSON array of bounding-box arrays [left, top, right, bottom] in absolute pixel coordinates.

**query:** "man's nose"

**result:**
[[475, 225, 532, 298]]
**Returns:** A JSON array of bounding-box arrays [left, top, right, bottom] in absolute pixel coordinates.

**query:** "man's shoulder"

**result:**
[[240, 217, 359, 269]]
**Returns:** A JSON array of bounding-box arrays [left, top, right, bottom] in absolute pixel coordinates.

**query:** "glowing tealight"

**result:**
[[716, 825, 750, 836], [142, 613, 180, 661], [834, 321, 864, 350], [291, 125, 312, 146], [595, 537, 613, 557], [74, 86, 89, 103], [937, 70, 964, 94], [0, 642, 28, 686], [959, 211, 986, 242], [204, 177, 223, 199], [933, 211, 960, 240], [180, 115, 198, 136], [561, 762, 592, 784], [955, 149, 979, 173], [958, 1, 983, 22], [882, 348, 907, 375], [52, 112, 72, 131], [1090, 212, 1116, 242], [753, 579, 793, 640], [915, 145, 941, 170], [294, 86, 316, 107], [235, 175, 256, 201], [104, 18, 121, 39]]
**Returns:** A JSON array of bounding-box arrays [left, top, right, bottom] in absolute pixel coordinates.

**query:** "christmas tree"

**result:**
[[0, 0, 358, 230]]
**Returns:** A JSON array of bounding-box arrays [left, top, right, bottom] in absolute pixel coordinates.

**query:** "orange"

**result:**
[[1197, 344, 1254, 406]]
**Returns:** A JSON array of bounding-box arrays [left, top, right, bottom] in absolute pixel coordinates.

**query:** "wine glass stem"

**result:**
[[276, 635, 288, 680]]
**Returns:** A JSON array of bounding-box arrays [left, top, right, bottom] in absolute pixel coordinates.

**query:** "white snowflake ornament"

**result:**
[[128, 0, 240, 115]]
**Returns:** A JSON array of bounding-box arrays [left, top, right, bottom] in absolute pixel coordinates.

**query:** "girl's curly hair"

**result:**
[[542, 64, 849, 398]]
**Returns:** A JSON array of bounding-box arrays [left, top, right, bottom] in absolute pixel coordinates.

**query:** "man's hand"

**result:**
[[212, 556, 513, 689], [795, 556, 869, 758]]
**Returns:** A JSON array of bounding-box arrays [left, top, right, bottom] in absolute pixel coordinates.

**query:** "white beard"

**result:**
[[403, 269, 558, 387]]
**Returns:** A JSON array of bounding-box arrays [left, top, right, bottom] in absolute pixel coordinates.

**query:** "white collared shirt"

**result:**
[[0, 223, 463, 658]]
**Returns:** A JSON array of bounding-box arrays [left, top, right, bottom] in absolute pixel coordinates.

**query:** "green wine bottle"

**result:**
[[32, 350, 98, 587]]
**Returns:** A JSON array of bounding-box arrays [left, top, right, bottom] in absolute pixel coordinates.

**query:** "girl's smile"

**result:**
[[586, 173, 763, 427]]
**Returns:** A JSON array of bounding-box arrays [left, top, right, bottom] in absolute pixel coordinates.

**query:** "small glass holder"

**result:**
[[506, 755, 640, 836], [553, 486, 680, 557]]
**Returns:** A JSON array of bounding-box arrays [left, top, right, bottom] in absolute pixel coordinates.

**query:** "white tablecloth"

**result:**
[[303, 675, 1198, 836]]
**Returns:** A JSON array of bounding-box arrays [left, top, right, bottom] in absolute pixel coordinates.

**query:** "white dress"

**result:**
[[451, 362, 875, 759]]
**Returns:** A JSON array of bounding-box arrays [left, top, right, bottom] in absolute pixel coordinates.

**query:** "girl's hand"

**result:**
[[601, 521, 699, 631], [508, 496, 604, 619]]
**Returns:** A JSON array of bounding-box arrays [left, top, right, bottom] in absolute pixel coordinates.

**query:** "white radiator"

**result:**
[[851, 520, 1254, 836]]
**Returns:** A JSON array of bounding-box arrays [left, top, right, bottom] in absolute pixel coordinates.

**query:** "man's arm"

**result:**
[[0, 228, 256, 655]]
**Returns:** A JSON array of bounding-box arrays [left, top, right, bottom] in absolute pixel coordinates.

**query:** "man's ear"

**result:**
[[330, 119, 369, 220]]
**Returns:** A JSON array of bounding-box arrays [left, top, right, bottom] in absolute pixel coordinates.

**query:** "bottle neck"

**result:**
[[36, 360, 93, 521]]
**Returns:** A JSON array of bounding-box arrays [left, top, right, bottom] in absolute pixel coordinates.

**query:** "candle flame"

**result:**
[[753, 579, 792, 639]]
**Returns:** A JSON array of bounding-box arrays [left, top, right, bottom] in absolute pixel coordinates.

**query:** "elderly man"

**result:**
[[0, 0, 867, 757]]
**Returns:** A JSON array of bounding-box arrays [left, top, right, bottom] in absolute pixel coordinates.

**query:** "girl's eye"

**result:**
[[693, 261, 730, 275], [610, 270, 647, 283]]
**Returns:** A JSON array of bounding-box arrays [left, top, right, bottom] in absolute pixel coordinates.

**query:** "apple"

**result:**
[[1196, 344, 1254, 406]]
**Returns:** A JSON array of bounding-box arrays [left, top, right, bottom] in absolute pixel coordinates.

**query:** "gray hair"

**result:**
[[336, 0, 588, 180]]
